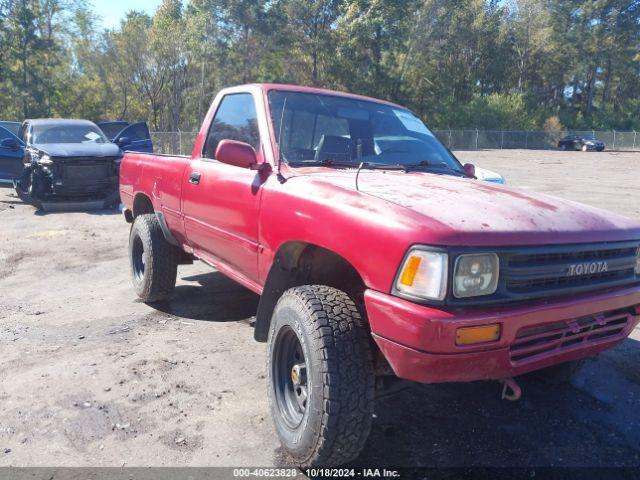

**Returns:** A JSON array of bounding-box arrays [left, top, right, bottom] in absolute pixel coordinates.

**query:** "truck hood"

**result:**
[[32, 142, 121, 158], [290, 168, 640, 246]]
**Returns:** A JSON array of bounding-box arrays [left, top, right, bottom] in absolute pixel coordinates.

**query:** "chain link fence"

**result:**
[[433, 130, 639, 151], [150, 131, 198, 155], [151, 130, 639, 155]]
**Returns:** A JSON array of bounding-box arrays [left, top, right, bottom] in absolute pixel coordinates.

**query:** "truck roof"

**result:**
[[243, 83, 405, 109]]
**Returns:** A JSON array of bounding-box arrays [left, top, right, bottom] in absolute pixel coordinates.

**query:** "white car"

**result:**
[[474, 166, 505, 184]]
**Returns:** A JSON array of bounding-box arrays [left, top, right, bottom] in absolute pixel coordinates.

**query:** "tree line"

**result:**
[[0, 0, 639, 132]]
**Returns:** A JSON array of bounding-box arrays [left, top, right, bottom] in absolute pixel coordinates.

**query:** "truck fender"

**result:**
[[254, 245, 307, 342], [254, 242, 366, 342]]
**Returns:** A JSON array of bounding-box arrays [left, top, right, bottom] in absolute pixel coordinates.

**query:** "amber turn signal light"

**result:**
[[455, 324, 501, 346], [399, 255, 422, 286]]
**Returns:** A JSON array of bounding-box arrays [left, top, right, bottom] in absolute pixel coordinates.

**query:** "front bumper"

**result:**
[[365, 286, 640, 383], [585, 143, 605, 151]]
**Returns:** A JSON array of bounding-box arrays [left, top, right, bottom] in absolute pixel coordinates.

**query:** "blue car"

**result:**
[[0, 119, 152, 209]]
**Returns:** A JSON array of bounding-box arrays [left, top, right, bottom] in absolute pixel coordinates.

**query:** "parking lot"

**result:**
[[1, 149, 639, 468]]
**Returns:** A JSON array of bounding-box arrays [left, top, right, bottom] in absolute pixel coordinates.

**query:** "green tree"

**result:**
[[275, 0, 340, 86], [1, 0, 639, 131]]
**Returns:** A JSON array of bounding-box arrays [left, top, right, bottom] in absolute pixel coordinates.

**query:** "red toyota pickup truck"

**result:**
[[120, 84, 640, 466]]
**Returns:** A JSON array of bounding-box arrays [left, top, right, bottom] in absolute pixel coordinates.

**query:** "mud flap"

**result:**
[[155, 212, 179, 246]]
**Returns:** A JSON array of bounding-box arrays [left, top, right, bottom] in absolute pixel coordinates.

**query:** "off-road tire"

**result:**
[[531, 359, 585, 385], [267, 285, 375, 467], [128, 213, 179, 302]]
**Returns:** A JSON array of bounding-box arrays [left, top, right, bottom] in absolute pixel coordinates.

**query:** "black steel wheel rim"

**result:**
[[131, 234, 145, 282], [272, 326, 308, 429]]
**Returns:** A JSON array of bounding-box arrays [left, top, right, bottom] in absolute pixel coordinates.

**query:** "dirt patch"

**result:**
[[0, 251, 25, 277]]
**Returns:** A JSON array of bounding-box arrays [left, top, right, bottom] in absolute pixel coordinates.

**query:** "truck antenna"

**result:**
[[276, 97, 288, 183], [354, 139, 365, 191], [355, 161, 364, 191]]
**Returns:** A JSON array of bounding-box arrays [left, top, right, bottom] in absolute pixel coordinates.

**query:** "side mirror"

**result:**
[[463, 163, 476, 177], [1, 138, 19, 149], [215, 139, 260, 170], [116, 136, 131, 147]]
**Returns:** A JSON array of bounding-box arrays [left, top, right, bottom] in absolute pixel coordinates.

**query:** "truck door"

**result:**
[[0, 126, 25, 184], [97, 121, 129, 141], [181, 93, 265, 284], [113, 122, 154, 153], [0, 121, 20, 136]]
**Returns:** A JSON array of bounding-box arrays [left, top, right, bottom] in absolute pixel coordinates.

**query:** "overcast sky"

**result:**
[[92, 0, 163, 29]]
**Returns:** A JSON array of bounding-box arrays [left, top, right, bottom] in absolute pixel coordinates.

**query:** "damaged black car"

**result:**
[[0, 119, 152, 210]]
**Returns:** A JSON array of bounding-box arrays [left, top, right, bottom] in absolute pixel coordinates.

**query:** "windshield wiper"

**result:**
[[288, 158, 357, 168], [288, 159, 407, 170], [404, 160, 467, 176]]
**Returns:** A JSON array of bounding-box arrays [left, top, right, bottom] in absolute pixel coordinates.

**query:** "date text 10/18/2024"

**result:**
[[232, 468, 401, 477]]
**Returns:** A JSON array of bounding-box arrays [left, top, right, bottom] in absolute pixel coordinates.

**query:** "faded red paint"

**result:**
[[120, 83, 640, 384]]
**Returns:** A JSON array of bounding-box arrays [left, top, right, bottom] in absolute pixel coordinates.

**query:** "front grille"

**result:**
[[64, 164, 110, 180], [442, 241, 640, 306], [510, 307, 633, 363], [503, 243, 639, 299], [508, 246, 634, 264], [52, 157, 117, 198], [55, 179, 113, 196]]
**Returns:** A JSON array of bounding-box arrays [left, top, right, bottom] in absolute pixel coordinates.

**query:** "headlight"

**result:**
[[395, 248, 448, 300], [38, 155, 53, 165], [453, 253, 499, 298], [635, 247, 640, 275]]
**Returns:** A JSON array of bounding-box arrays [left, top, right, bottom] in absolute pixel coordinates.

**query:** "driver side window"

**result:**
[[203, 93, 260, 159], [0, 127, 14, 142]]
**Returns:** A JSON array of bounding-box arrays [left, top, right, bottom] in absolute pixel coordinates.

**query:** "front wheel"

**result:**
[[582, 144, 588, 152], [128, 213, 179, 302], [267, 285, 375, 466], [14, 181, 41, 209], [13, 169, 43, 209]]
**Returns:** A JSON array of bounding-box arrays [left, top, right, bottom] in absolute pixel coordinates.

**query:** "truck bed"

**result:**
[[120, 151, 192, 244]]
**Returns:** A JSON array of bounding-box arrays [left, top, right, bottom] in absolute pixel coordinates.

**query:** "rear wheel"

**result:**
[[267, 285, 375, 466], [560, 144, 567, 151], [128, 213, 179, 302]]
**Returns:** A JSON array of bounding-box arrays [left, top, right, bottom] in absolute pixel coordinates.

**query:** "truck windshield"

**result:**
[[268, 90, 461, 171], [31, 124, 109, 144]]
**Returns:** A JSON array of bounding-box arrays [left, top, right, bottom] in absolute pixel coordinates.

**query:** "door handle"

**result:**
[[189, 172, 201, 184]]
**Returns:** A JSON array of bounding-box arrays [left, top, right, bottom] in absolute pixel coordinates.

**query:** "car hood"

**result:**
[[289, 168, 640, 246], [32, 142, 121, 158]]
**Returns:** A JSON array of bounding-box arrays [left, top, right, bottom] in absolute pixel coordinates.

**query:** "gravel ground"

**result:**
[[0, 149, 639, 468]]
